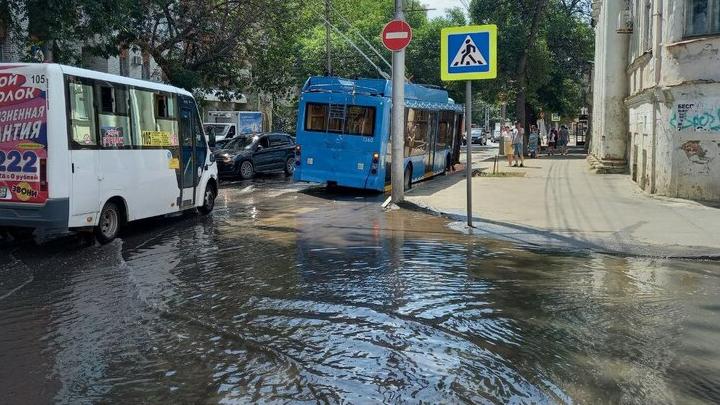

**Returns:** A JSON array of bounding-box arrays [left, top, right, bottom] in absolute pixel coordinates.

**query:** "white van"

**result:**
[[0, 64, 218, 243]]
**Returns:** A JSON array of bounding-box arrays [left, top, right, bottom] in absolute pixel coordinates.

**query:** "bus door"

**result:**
[[67, 79, 101, 216], [178, 95, 201, 208], [425, 112, 438, 175]]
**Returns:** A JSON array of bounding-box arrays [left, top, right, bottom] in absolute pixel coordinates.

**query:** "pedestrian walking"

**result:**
[[528, 125, 539, 158], [548, 128, 557, 156], [559, 125, 570, 155], [511, 122, 524, 167], [502, 125, 513, 166]]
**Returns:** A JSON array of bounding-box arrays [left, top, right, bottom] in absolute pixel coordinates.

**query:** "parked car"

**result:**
[[470, 128, 487, 145], [213, 132, 296, 179]]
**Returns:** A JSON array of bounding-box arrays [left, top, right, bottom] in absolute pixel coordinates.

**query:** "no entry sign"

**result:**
[[382, 19, 412, 52]]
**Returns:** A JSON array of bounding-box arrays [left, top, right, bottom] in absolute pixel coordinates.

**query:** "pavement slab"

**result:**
[[406, 147, 720, 258]]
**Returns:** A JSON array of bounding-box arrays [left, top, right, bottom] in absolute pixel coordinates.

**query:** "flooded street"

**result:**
[[1, 177, 720, 404]]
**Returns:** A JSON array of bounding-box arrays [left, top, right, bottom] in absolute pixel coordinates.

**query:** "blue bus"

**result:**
[[293, 76, 464, 192]]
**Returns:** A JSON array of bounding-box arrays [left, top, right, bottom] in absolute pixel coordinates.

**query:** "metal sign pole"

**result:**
[[390, 0, 405, 204], [465, 80, 473, 227]]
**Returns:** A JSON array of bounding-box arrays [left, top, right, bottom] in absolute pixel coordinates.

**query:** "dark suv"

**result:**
[[213, 133, 296, 179]]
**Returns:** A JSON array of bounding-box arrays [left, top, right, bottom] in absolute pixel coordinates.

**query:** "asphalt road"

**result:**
[[1, 172, 719, 404]]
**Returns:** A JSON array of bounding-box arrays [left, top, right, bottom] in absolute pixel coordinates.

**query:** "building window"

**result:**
[[643, 1, 652, 51], [686, 0, 720, 37]]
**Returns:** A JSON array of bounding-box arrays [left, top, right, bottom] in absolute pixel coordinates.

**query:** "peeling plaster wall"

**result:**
[[666, 86, 720, 201], [605, 0, 720, 203]]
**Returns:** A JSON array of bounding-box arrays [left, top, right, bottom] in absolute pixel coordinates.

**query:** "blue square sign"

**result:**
[[441, 25, 497, 81]]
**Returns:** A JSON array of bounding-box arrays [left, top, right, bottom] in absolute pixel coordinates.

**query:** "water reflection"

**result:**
[[0, 182, 719, 404]]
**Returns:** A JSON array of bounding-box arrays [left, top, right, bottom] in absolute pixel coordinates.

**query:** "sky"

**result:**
[[420, 0, 467, 19]]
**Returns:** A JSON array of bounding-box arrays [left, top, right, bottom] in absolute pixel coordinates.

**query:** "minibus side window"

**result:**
[[68, 82, 98, 148], [96, 83, 131, 149]]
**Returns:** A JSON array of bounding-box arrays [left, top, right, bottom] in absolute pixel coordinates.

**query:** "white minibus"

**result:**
[[0, 64, 218, 243]]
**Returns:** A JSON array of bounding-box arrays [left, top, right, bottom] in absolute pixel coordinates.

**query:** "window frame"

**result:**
[[685, 0, 720, 38]]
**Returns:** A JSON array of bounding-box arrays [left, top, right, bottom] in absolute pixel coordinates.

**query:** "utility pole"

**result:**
[[465, 81, 472, 227], [390, 0, 406, 204], [325, 0, 332, 76]]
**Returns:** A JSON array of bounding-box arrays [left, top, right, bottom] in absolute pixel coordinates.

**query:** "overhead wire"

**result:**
[[327, 2, 393, 71], [317, 13, 391, 79]]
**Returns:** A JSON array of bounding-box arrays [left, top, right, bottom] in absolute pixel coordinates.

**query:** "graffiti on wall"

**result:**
[[669, 103, 720, 131]]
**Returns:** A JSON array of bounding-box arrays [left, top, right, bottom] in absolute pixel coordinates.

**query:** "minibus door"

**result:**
[[178, 96, 197, 208]]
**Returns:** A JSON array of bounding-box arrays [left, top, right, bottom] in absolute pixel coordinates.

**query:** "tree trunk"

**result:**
[[515, 0, 549, 147], [43, 39, 54, 63]]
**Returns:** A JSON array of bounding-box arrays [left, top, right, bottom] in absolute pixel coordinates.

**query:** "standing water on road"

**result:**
[[1, 179, 719, 404]]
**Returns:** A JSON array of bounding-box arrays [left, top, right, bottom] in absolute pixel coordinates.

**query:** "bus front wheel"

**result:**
[[198, 184, 216, 215], [95, 202, 121, 244], [404, 167, 412, 191]]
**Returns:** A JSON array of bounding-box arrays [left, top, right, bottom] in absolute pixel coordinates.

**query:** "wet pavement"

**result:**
[[1, 174, 720, 404]]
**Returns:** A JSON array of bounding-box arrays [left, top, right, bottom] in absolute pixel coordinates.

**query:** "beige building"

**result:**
[[590, 0, 720, 203]]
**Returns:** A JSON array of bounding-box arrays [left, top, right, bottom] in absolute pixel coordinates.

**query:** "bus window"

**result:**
[[130, 89, 178, 147], [155, 94, 176, 119], [96, 84, 131, 149], [345, 106, 375, 136], [305, 103, 328, 132], [328, 104, 345, 133], [405, 108, 429, 157], [437, 111, 454, 150], [68, 82, 97, 147]]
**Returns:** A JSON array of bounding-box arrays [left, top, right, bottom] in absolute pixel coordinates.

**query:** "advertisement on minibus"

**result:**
[[0, 66, 48, 204]]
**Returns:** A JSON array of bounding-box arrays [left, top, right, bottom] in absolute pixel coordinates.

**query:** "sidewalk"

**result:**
[[406, 148, 720, 258]]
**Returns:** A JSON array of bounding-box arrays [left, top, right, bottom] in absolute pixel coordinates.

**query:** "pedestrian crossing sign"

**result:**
[[441, 25, 497, 81]]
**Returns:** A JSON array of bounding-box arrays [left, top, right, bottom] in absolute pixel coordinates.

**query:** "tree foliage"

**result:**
[[469, 0, 594, 125], [2, 0, 593, 128]]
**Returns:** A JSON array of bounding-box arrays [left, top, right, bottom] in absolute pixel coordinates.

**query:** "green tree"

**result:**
[[468, 0, 594, 128]]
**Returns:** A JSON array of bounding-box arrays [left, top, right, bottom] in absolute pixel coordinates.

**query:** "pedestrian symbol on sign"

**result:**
[[451, 36, 487, 67]]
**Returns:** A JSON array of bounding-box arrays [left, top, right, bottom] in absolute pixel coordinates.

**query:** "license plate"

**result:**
[[0, 186, 7, 198]]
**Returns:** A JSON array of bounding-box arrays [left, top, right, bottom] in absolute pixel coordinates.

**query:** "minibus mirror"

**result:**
[[208, 131, 216, 148]]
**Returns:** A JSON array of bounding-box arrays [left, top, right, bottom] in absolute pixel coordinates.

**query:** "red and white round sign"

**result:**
[[381, 19, 412, 52]]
